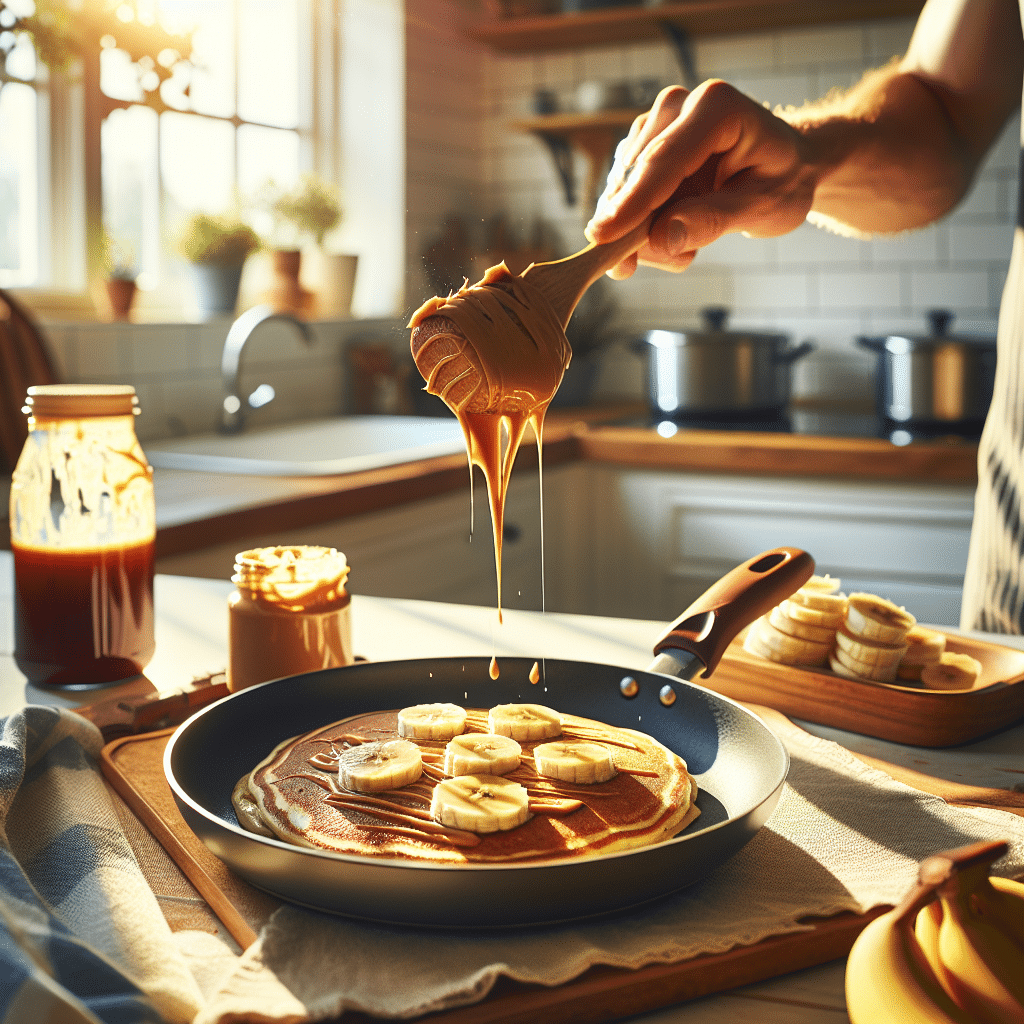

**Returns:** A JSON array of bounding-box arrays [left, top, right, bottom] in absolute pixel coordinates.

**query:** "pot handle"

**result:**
[[776, 339, 815, 364], [652, 547, 814, 678], [856, 336, 885, 352]]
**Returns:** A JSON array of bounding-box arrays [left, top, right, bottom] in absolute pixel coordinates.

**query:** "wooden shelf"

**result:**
[[511, 109, 644, 208], [468, 0, 924, 52]]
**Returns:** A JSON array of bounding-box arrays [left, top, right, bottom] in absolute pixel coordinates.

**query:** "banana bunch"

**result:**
[[743, 574, 846, 666], [846, 840, 1024, 1024]]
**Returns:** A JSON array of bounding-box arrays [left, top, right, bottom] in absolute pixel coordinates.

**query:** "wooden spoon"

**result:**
[[519, 218, 650, 329]]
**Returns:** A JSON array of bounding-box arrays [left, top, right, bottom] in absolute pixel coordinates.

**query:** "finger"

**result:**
[[590, 81, 745, 240], [605, 251, 638, 280], [590, 86, 690, 235]]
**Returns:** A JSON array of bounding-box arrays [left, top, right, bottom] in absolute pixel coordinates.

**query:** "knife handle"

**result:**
[[653, 547, 815, 677], [77, 671, 229, 741]]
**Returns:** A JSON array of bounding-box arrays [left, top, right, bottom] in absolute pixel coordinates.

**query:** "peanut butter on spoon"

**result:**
[[408, 222, 649, 620]]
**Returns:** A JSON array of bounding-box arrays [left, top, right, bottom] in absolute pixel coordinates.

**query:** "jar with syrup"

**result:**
[[10, 385, 156, 686], [228, 545, 353, 691]]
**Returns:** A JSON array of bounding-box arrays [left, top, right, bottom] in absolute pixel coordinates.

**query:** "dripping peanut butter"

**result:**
[[409, 264, 571, 619]]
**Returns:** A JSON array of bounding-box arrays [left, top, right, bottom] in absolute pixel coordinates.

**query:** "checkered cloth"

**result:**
[[0, 706, 203, 1024]]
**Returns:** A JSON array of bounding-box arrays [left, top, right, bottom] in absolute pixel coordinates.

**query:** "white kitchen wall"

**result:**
[[443, 13, 1019, 403]]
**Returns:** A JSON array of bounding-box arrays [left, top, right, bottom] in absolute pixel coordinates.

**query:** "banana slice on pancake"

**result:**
[[489, 703, 562, 741], [444, 733, 522, 776], [398, 703, 467, 741], [338, 739, 422, 793], [534, 740, 616, 784], [431, 774, 531, 833]]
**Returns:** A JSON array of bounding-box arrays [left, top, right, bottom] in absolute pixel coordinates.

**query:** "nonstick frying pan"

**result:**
[[166, 548, 812, 927]]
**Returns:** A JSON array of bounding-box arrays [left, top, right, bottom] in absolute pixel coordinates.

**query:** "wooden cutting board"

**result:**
[[98, 708, 1022, 1024]]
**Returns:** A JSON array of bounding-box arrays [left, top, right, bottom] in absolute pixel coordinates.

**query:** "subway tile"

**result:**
[[980, 114, 1021, 173], [867, 225, 941, 265], [947, 223, 1015, 263], [733, 73, 815, 111], [41, 324, 77, 380], [732, 271, 811, 311], [73, 326, 131, 380], [776, 25, 865, 67], [131, 325, 202, 375], [910, 270, 989, 311], [775, 221, 868, 266], [863, 18, 915, 64], [948, 176, 1003, 221], [579, 46, 628, 82], [701, 232, 776, 267], [990, 263, 1011, 309], [817, 269, 901, 311], [693, 33, 776, 77]]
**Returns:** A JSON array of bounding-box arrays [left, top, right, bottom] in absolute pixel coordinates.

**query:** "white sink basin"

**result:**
[[146, 415, 466, 476]]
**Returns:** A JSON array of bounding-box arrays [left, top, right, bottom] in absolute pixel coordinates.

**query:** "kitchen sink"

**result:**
[[145, 415, 466, 476]]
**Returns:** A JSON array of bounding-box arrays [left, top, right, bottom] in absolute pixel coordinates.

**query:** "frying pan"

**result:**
[[166, 547, 812, 927]]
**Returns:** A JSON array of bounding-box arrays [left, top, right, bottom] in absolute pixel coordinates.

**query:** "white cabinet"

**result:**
[[570, 468, 976, 627]]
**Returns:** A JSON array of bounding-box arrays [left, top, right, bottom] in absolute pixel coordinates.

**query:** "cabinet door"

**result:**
[[584, 468, 976, 626]]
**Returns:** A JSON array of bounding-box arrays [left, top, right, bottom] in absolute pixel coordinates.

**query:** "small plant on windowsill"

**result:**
[[257, 175, 350, 316], [93, 228, 140, 320], [174, 212, 262, 319]]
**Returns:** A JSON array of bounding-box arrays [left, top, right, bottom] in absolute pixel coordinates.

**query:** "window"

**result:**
[[1, 0, 330, 306]]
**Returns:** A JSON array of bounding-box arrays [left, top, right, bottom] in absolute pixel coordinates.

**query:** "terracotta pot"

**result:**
[[267, 249, 313, 315], [105, 278, 137, 321]]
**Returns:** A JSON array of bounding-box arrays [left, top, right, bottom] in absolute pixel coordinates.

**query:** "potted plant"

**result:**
[[260, 175, 354, 316], [94, 229, 139, 321], [174, 212, 261, 319]]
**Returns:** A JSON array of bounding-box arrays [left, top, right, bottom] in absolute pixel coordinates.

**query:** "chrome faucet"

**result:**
[[220, 304, 313, 433]]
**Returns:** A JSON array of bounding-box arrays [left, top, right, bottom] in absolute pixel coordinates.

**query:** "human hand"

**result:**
[[585, 82, 821, 279]]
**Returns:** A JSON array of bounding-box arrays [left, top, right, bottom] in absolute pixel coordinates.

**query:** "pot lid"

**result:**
[[858, 310, 996, 352], [643, 307, 790, 345]]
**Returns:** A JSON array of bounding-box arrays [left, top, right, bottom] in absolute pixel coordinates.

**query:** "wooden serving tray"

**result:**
[[709, 632, 1024, 747], [100, 728, 879, 1024]]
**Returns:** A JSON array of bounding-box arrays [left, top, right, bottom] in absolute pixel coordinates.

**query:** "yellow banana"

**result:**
[[846, 885, 972, 1024], [918, 841, 1024, 1024]]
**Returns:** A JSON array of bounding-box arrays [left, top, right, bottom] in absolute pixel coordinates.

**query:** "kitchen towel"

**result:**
[[189, 721, 1024, 1024], [0, 706, 204, 1024]]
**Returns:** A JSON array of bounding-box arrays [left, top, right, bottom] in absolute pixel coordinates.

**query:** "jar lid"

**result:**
[[234, 545, 350, 611], [25, 384, 139, 418]]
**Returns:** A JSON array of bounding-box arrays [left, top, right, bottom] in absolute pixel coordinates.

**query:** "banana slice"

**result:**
[[769, 603, 837, 645], [835, 628, 907, 669], [533, 740, 616, 785], [832, 643, 900, 683], [745, 615, 830, 666], [828, 651, 886, 684], [443, 733, 522, 776], [397, 702, 467, 741], [897, 626, 947, 680], [488, 704, 562, 742], [790, 576, 847, 615], [430, 774, 530, 833], [846, 594, 916, 644], [920, 652, 982, 691], [338, 739, 423, 793], [783, 598, 847, 629]]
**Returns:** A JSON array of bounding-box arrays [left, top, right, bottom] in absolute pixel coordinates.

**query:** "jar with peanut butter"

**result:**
[[228, 545, 353, 691]]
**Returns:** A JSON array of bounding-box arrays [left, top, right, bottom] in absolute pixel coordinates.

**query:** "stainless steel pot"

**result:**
[[857, 310, 996, 426], [637, 308, 815, 418]]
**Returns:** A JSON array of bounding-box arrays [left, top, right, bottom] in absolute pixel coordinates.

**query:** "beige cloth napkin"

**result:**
[[185, 724, 1024, 1024]]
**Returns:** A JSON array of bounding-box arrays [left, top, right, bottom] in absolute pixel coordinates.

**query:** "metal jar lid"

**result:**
[[858, 310, 996, 354], [25, 384, 139, 419]]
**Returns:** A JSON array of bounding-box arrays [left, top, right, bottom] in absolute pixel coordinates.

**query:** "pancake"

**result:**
[[234, 707, 699, 865]]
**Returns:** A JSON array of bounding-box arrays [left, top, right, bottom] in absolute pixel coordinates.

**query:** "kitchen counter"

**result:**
[[148, 407, 979, 563], [1, 550, 1021, 1024]]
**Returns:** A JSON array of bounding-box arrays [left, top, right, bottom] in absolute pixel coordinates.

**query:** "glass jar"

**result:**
[[228, 545, 352, 692], [9, 385, 156, 686]]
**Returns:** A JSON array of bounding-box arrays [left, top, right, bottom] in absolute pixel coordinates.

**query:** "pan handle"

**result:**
[[651, 547, 814, 678]]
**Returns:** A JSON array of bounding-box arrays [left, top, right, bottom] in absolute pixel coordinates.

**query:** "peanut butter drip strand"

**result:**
[[409, 264, 571, 621]]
